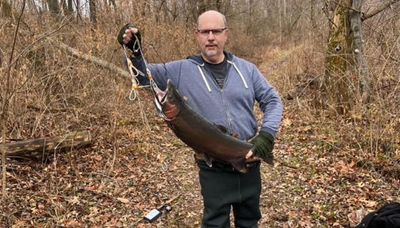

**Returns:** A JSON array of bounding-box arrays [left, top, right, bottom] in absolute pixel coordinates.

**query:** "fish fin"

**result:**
[[231, 132, 240, 139], [213, 124, 228, 134], [230, 159, 248, 173], [204, 154, 213, 167], [213, 124, 241, 139]]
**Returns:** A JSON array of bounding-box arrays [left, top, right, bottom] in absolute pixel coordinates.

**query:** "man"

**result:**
[[118, 10, 283, 228]]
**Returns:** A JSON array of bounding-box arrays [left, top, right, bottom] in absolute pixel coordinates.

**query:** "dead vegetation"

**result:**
[[1, 0, 399, 227]]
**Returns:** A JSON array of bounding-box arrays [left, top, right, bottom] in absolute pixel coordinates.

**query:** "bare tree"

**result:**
[[247, 0, 254, 35], [75, 0, 81, 21], [310, 0, 317, 30], [89, 0, 97, 26], [0, 0, 13, 17], [67, 0, 73, 13], [324, 0, 400, 112], [1, 0, 26, 199], [109, 0, 116, 9], [47, 0, 60, 15], [324, 0, 352, 113], [350, 0, 369, 102]]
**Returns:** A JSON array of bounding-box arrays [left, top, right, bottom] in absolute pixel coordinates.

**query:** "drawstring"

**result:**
[[197, 65, 212, 92], [227, 60, 249, 89], [197, 60, 249, 91]]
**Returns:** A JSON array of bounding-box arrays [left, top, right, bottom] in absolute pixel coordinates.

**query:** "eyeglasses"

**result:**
[[196, 28, 227, 36]]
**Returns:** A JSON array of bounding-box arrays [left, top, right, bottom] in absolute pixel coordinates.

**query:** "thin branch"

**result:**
[[47, 38, 131, 81], [3, 13, 79, 106], [0, 47, 3, 67], [7, 16, 71, 69], [362, 0, 400, 21], [2, 0, 26, 199]]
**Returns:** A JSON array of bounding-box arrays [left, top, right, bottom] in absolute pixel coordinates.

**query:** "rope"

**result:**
[[121, 33, 170, 128], [122, 43, 151, 132]]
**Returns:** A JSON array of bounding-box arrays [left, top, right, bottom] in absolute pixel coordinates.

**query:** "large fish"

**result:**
[[153, 80, 254, 173]]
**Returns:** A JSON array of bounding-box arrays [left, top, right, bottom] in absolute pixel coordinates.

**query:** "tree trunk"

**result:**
[[68, 0, 74, 14], [198, 0, 210, 14], [75, 0, 82, 22], [47, 38, 131, 81], [0, 0, 13, 18], [89, 0, 97, 26], [323, 0, 400, 112], [350, 0, 370, 103], [0, 131, 92, 157], [278, 0, 282, 43], [0, 47, 3, 67], [170, 0, 178, 21], [216, 0, 222, 11], [310, 0, 316, 30], [324, 0, 353, 114], [283, 0, 287, 23], [361, 0, 400, 21], [60, 0, 66, 15], [247, 0, 253, 35], [109, 0, 116, 9], [27, 0, 38, 14], [47, 0, 60, 15]]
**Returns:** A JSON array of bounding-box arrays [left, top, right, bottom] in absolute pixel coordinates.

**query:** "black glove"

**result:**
[[117, 23, 142, 53], [250, 131, 275, 165]]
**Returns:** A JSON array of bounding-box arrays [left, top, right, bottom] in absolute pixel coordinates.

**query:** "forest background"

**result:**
[[0, 0, 399, 227]]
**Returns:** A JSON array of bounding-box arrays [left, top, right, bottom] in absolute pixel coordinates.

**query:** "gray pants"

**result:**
[[197, 160, 261, 228]]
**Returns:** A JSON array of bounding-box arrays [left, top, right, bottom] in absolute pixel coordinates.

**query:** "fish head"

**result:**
[[166, 80, 184, 104], [155, 80, 182, 121]]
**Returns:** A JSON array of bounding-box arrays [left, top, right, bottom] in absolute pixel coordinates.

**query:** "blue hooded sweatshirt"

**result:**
[[131, 52, 283, 141]]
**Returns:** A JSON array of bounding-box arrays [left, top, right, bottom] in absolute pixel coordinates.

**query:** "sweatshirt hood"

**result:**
[[187, 51, 234, 65]]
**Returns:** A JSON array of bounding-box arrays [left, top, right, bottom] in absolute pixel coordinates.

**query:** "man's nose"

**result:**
[[207, 32, 216, 39]]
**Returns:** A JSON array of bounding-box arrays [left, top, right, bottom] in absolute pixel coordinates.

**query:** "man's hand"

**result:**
[[122, 27, 139, 45], [245, 150, 261, 163], [117, 23, 142, 53], [249, 131, 275, 165]]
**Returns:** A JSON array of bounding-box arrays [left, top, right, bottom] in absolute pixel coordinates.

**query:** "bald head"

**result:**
[[195, 10, 229, 64], [197, 10, 227, 29]]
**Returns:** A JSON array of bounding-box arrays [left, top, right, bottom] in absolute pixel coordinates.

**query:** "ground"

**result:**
[[2, 93, 399, 227], [1, 49, 399, 227]]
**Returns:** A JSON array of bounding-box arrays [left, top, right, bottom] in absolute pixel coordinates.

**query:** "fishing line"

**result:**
[[122, 42, 152, 132], [121, 31, 176, 130]]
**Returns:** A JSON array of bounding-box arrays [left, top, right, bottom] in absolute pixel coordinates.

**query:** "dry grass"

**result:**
[[259, 27, 399, 176], [0, 5, 399, 227]]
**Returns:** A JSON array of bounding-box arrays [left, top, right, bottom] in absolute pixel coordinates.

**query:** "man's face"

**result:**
[[195, 13, 228, 64]]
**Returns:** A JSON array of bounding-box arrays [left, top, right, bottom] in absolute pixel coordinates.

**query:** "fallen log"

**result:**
[[0, 131, 92, 157], [46, 38, 131, 81]]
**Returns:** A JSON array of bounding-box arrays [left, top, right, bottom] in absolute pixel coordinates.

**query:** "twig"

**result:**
[[362, 0, 400, 21], [1, 0, 26, 199], [131, 194, 182, 226], [275, 158, 299, 170], [3, 14, 74, 108], [157, 194, 181, 210], [7, 16, 71, 70], [47, 38, 131, 81], [0, 47, 3, 67]]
